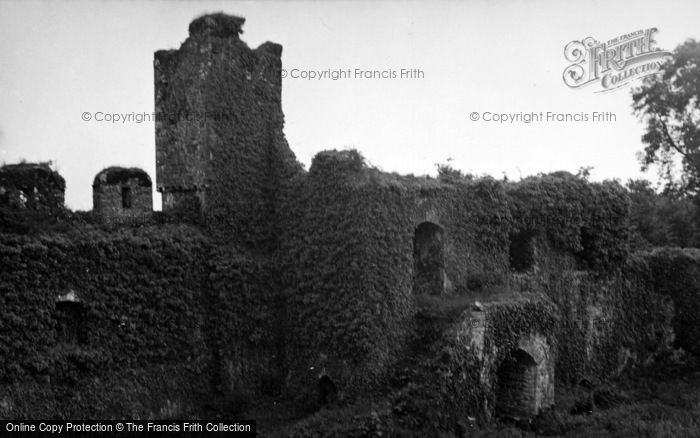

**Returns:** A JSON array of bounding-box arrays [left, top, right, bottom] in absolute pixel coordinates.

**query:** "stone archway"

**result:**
[[493, 333, 555, 418], [413, 222, 445, 295], [457, 310, 555, 419], [495, 349, 538, 417]]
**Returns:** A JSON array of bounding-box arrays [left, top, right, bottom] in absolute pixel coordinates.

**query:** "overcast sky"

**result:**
[[1, 0, 699, 210]]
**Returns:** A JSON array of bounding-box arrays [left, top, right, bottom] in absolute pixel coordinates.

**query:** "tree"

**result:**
[[626, 179, 700, 248], [633, 39, 700, 196]]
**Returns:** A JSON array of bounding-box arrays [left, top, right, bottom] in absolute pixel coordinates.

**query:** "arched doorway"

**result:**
[[413, 222, 445, 295], [496, 349, 538, 417]]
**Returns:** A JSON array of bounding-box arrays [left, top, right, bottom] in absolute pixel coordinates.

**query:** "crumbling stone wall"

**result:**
[[0, 163, 66, 233], [92, 167, 152, 224], [0, 163, 65, 213]]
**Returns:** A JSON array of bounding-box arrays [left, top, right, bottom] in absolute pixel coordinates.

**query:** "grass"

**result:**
[[480, 368, 700, 437], [245, 358, 700, 437], [237, 292, 700, 437]]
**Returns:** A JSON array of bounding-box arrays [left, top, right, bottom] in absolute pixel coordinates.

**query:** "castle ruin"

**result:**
[[0, 13, 695, 435]]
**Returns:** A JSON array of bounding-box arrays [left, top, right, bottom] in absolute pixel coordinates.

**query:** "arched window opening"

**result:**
[[413, 222, 445, 295], [509, 231, 536, 272], [55, 291, 84, 345]]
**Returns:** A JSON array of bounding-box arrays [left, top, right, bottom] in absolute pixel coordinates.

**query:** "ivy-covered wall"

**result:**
[[0, 224, 281, 418], [0, 225, 209, 417], [504, 173, 666, 386], [148, 14, 663, 417], [507, 172, 630, 271], [279, 151, 417, 401], [1, 150, 684, 428], [208, 245, 283, 398], [642, 247, 700, 357], [415, 175, 512, 294], [279, 153, 596, 405], [278, 157, 682, 431]]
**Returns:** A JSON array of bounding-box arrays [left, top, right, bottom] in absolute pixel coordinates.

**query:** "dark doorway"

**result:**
[[509, 231, 536, 272], [56, 301, 84, 345], [496, 349, 538, 417], [413, 222, 445, 295], [318, 376, 337, 406], [121, 186, 132, 208]]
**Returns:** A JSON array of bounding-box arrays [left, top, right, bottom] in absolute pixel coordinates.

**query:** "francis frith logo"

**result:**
[[563, 28, 671, 92]]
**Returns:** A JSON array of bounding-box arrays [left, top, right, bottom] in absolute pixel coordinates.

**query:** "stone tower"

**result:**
[[154, 13, 300, 247]]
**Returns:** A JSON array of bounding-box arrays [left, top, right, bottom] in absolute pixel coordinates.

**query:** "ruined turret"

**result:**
[[92, 167, 152, 224]]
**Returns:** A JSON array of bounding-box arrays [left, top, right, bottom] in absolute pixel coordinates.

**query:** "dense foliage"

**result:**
[[507, 172, 630, 270], [633, 39, 700, 197], [627, 179, 700, 248]]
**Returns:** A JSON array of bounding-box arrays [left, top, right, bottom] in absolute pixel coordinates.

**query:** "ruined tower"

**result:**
[[154, 13, 300, 247], [92, 167, 152, 224]]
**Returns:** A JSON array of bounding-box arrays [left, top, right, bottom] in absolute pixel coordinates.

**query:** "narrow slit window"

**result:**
[[121, 186, 132, 208]]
